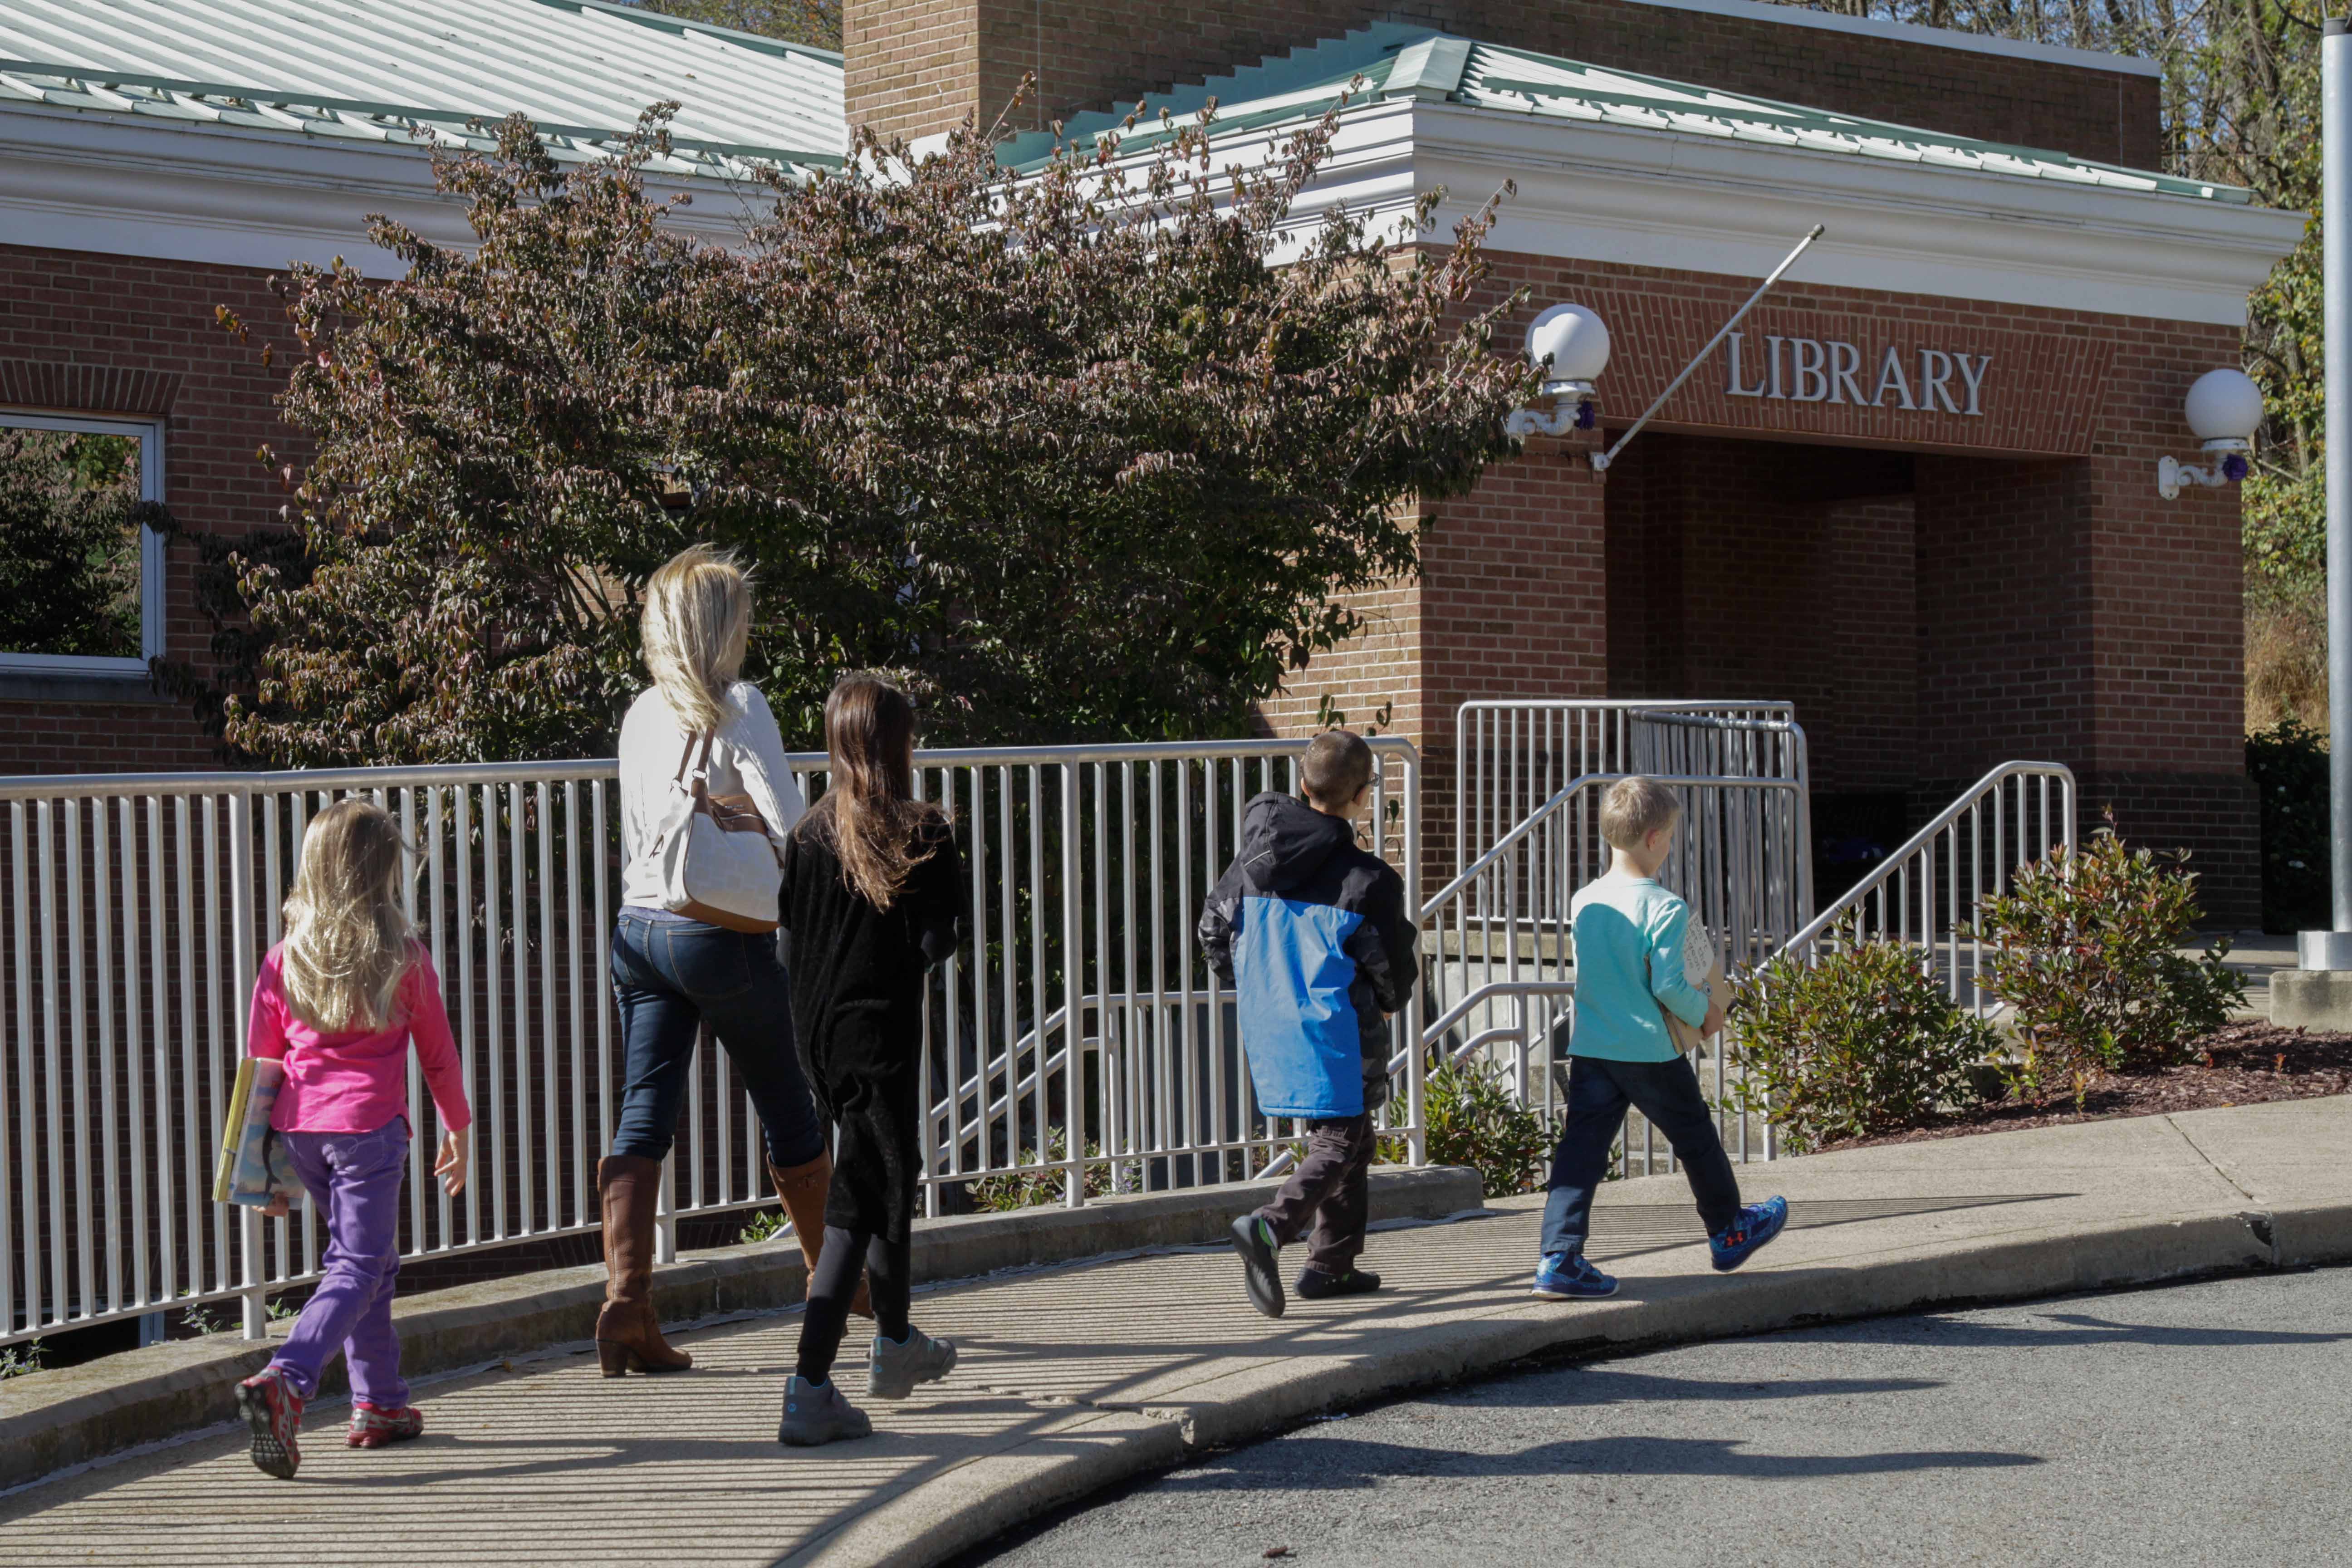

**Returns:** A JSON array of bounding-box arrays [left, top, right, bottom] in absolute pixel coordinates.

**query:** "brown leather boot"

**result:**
[[596, 1155, 692, 1376], [769, 1152, 872, 1319]]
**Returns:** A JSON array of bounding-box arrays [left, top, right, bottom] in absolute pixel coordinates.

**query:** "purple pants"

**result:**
[[267, 1118, 411, 1408]]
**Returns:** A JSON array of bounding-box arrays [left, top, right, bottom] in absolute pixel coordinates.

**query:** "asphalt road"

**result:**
[[975, 1267, 2352, 1568]]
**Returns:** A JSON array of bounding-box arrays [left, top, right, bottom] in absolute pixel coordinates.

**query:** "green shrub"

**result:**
[[736, 1208, 790, 1246], [0, 1338, 45, 1379], [2248, 717, 2330, 934], [1968, 827, 2245, 1105], [1424, 1055, 1557, 1197], [1728, 924, 1999, 1155], [969, 1130, 1119, 1211]]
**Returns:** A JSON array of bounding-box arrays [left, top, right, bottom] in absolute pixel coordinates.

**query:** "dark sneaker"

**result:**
[[777, 1374, 873, 1446], [1230, 1214, 1284, 1318], [867, 1327, 957, 1401], [1294, 1267, 1381, 1301], [1530, 1251, 1618, 1300], [235, 1367, 305, 1479], [347, 1401, 425, 1449], [1710, 1196, 1789, 1273]]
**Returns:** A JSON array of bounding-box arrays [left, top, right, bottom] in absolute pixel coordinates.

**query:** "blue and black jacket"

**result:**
[[1198, 792, 1417, 1120]]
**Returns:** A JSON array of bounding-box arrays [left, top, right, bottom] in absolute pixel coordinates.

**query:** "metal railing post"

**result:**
[[227, 789, 268, 1340], [1060, 761, 1084, 1209], [1403, 749, 1425, 1167]]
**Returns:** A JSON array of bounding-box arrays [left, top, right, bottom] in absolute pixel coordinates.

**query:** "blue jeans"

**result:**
[[608, 911, 825, 1169], [1541, 1054, 1741, 1258]]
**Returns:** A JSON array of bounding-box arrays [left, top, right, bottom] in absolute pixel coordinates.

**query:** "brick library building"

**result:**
[[0, 0, 2304, 917]]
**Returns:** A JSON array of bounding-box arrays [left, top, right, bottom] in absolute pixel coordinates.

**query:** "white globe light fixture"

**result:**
[[2158, 367, 2263, 499], [1506, 303, 1610, 437]]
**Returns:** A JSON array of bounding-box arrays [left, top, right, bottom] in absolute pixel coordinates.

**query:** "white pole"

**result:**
[[2326, 20, 2352, 939]]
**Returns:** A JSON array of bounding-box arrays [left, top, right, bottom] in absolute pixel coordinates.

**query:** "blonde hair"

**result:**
[[281, 798, 416, 1034], [642, 544, 752, 735], [818, 672, 941, 911], [1599, 776, 1682, 851]]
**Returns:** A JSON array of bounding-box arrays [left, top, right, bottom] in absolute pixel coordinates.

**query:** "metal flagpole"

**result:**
[[1589, 224, 1824, 473], [2316, 19, 2352, 969], [2328, 20, 2352, 939]]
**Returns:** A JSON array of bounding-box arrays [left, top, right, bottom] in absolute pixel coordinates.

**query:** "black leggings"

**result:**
[[794, 1225, 912, 1384]]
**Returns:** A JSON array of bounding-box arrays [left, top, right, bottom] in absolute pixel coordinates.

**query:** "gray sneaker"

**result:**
[[777, 1374, 873, 1446], [867, 1327, 957, 1400]]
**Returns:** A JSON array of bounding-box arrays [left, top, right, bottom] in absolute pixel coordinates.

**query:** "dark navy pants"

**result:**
[[608, 910, 826, 1169], [1541, 1054, 1740, 1259]]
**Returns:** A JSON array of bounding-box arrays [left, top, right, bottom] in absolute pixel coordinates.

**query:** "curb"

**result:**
[[787, 1199, 2352, 1568], [0, 1165, 1484, 1494]]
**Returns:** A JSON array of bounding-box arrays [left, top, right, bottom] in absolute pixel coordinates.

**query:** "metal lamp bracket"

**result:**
[[1504, 382, 1597, 437], [2155, 439, 2250, 500]]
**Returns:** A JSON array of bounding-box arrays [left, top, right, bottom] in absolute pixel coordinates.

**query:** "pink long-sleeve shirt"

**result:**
[[247, 941, 473, 1135]]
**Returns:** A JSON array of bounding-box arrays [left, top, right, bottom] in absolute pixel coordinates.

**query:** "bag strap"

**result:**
[[674, 732, 720, 779]]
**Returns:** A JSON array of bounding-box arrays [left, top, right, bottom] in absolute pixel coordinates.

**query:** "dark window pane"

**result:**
[[0, 426, 144, 659]]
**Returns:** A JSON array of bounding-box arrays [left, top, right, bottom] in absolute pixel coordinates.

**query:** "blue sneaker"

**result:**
[[1530, 1251, 1618, 1300], [1710, 1196, 1788, 1272]]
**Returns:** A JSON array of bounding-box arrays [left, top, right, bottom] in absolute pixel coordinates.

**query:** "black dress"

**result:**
[[778, 797, 963, 1244]]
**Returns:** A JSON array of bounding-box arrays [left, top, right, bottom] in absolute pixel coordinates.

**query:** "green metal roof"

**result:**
[[0, 0, 843, 177], [1000, 22, 2249, 205]]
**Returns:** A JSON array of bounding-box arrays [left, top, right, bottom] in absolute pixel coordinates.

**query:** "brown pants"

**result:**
[[1253, 1113, 1376, 1274]]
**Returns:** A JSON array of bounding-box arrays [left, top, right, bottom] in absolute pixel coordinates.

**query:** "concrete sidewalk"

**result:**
[[4, 1096, 2349, 1568]]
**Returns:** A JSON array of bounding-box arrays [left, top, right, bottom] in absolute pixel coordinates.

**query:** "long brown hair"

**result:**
[[819, 673, 940, 910], [281, 799, 416, 1032]]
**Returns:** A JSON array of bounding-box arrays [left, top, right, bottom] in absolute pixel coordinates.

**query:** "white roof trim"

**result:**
[[0, 102, 774, 275], [1620, 0, 2162, 78], [1139, 98, 2297, 327]]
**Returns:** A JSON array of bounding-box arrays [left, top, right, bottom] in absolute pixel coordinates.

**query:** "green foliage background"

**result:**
[[0, 429, 146, 660], [197, 108, 1539, 764]]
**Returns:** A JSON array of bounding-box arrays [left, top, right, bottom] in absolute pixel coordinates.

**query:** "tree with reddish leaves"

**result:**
[[213, 106, 1538, 765]]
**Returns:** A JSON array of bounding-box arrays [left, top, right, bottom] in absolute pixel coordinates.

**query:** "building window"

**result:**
[[0, 410, 165, 677]]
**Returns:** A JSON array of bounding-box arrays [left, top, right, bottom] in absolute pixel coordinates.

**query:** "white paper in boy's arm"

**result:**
[[1646, 900, 1712, 1027]]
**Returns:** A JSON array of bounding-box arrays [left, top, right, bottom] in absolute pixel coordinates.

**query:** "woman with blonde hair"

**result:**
[[233, 798, 471, 1479], [601, 544, 849, 1378]]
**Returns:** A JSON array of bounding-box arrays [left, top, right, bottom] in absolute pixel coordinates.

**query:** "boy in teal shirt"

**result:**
[[1532, 777, 1786, 1299]]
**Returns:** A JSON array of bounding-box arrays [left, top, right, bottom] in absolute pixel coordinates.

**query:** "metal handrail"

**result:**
[[0, 735, 1422, 803], [1785, 761, 2077, 956], [1421, 772, 1803, 921], [0, 735, 1424, 1347]]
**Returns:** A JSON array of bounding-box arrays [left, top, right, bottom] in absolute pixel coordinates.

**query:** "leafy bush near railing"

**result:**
[[1968, 828, 2244, 1105], [2247, 717, 2330, 934], [1424, 1056, 1557, 1197], [968, 1130, 1119, 1211], [1728, 924, 2000, 1155]]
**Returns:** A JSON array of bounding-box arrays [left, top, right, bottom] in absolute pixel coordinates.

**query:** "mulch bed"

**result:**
[[1826, 1022, 2352, 1152]]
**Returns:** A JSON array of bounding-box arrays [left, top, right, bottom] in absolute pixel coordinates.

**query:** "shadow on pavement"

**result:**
[[1154, 1433, 2041, 1487], [1585, 1193, 2075, 1259], [1804, 1308, 2352, 1351], [1435, 1367, 1946, 1406]]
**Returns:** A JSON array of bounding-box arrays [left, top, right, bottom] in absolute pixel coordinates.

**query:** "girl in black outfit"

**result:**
[[776, 673, 965, 1446]]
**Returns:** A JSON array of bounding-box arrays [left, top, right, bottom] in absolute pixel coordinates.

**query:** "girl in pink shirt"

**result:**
[[235, 799, 472, 1480]]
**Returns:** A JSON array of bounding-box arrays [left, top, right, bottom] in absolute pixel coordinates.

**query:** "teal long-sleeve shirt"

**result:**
[[1566, 872, 1710, 1063]]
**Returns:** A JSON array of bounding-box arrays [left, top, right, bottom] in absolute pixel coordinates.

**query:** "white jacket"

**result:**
[[617, 682, 806, 912]]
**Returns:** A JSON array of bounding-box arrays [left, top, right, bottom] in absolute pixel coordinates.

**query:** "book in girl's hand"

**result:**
[[212, 1056, 304, 1210]]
